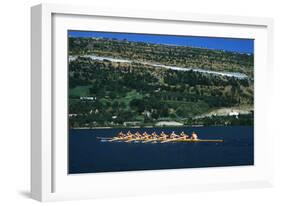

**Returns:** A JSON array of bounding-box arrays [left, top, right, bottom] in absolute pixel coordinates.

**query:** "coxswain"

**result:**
[[191, 132, 198, 140]]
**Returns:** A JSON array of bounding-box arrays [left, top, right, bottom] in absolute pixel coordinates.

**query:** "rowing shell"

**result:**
[[161, 139, 223, 143], [177, 139, 223, 142], [97, 137, 223, 143]]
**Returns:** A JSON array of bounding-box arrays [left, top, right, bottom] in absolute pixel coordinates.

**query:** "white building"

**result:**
[[229, 111, 239, 118], [80, 96, 96, 101]]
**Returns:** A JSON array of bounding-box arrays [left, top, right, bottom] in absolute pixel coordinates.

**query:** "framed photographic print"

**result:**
[[31, 3, 274, 201]]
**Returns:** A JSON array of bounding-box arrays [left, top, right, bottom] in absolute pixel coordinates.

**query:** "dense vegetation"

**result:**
[[68, 37, 254, 128], [69, 37, 254, 77]]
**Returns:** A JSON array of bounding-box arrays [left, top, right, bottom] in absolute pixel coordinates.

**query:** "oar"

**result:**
[[142, 138, 158, 143], [96, 137, 112, 140], [107, 137, 123, 142], [125, 139, 137, 143], [161, 138, 178, 143]]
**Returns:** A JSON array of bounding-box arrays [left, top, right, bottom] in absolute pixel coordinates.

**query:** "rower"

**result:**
[[127, 131, 133, 139], [134, 132, 141, 139], [191, 132, 198, 140], [160, 131, 168, 140], [151, 132, 158, 139], [180, 131, 189, 139], [142, 132, 151, 139], [118, 131, 125, 139], [170, 131, 178, 139]]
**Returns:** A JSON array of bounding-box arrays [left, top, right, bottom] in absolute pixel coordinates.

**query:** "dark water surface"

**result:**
[[69, 126, 254, 174]]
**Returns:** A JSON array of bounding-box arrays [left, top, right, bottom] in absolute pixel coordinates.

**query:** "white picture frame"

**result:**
[[31, 3, 274, 202]]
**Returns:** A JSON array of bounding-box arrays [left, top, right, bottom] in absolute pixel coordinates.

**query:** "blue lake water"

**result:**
[[68, 126, 254, 174]]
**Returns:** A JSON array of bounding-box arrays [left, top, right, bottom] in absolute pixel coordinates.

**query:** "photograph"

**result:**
[[68, 30, 254, 174]]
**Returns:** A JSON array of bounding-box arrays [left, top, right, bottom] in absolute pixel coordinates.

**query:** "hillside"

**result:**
[[68, 37, 254, 128], [69, 37, 254, 77]]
